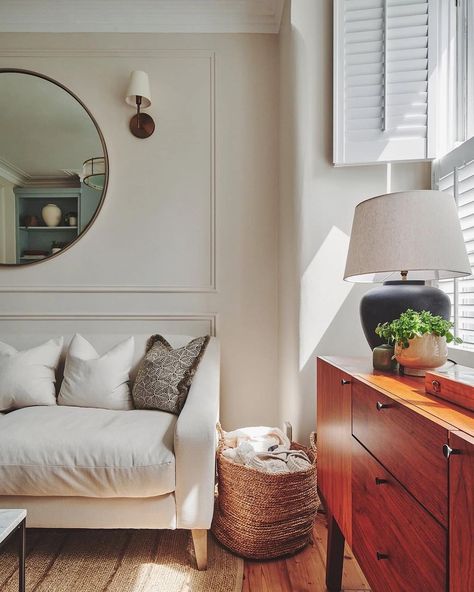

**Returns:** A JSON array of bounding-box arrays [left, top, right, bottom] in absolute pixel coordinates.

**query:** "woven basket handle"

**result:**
[[309, 431, 317, 453]]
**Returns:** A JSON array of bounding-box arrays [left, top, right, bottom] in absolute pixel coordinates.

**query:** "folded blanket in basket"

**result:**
[[223, 425, 290, 452], [222, 443, 312, 473], [221, 426, 312, 474]]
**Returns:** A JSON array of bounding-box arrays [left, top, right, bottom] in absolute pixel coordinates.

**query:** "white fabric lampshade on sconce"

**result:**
[[125, 70, 155, 139], [125, 70, 152, 108], [344, 190, 471, 283]]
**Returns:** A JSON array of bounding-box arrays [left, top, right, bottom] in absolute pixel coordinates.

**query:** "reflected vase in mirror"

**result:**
[[0, 69, 108, 265], [42, 204, 62, 227]]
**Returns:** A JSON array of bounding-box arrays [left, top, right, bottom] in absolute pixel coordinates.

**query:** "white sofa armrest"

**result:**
[[174, 337, 220, 529]]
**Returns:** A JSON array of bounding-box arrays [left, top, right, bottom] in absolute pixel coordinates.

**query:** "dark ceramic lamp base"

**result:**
[[360, 280, 451, 350]]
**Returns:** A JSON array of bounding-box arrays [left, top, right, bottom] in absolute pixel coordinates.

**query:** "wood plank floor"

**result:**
[[241, 511, 371, 592]]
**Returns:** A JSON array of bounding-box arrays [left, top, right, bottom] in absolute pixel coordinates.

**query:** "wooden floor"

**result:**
[[242, 511, 371, 592]]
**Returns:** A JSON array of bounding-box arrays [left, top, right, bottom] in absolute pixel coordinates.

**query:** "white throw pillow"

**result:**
[[58, 334, 134, 410], [0, 337, 63, 411]]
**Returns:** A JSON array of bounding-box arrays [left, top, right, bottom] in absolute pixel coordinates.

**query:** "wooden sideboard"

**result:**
[[317, 356, 474, 592]]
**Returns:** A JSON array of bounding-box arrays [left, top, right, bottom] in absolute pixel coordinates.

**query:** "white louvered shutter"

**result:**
[[434, 137, 474, 347], [334, 0, 437, 165]]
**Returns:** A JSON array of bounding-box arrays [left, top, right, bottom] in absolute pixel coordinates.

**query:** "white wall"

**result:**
[[0, 175, 16, 264], [278, 0, 432, 441], [0, 33, 279, 430], [0, 16, 435, 439], [0, 184, 6, 264]]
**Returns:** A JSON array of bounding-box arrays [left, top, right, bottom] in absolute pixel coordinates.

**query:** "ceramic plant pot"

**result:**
[[395, 334, 448, 376], [42, 203, 62, 227]]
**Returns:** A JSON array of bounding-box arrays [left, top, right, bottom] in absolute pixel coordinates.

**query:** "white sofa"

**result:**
[[0, 334, 220, 570]]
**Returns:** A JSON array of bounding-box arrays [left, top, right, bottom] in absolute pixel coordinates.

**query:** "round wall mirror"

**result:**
[[0, 69, 108, 266]]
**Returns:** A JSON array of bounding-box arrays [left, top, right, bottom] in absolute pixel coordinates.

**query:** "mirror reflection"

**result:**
[[0, 70, 107, 265]]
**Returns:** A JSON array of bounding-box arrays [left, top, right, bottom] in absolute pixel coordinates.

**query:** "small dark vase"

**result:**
[[360, 280, 451, 350], [373, 344, 397, 372]]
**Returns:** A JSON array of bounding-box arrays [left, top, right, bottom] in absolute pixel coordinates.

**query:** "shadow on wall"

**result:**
[[297, 280, 371, 432], [299, 225, 353, 370], [295, 225, 371, 437]]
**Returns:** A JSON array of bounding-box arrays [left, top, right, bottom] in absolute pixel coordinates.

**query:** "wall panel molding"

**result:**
[[0, 285, 217, 293], [0, 313, 217, 335], [0, 49, 216, 294]]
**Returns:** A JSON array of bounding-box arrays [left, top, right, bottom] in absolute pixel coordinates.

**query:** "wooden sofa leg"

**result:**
[[191, 529, 208, 570]]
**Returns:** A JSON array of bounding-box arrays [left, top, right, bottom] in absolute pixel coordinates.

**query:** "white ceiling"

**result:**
[[0, 72, 103, 182], [0, 0, 285, 34]]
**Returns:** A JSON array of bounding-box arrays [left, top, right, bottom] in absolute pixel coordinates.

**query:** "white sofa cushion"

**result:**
[[58, 334, 134, 410], [0, 406, 176, 498], [0, 337, 63, 412]]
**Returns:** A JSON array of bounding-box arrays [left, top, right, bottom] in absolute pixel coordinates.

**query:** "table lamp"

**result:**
[[344, 190, 471, 349]]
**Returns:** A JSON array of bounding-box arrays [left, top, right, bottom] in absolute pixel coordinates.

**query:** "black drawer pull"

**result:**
[[376, 552, 389, 561], [376, 401, 393, 411], [375, 477, 388, 485], [443, 444, 461, 459], [341, 379, 351, 385]]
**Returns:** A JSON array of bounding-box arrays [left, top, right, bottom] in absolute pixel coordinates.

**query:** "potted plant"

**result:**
[[375, 309, 461, 376]]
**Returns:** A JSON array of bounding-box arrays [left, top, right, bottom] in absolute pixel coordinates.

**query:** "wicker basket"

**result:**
[[211, 427, 320, 559]]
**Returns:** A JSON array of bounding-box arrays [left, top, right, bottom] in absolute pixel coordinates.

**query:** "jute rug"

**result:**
[[0, 529, 243, 592]]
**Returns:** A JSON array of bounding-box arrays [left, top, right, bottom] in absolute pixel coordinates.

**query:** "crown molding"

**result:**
[[0, 157, 29, 185], [0, 158, 80, 188], [22, 176, 81, 188], [0, 0, 284, 34]]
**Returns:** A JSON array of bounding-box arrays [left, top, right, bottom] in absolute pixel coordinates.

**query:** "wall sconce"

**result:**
[[125, 70, 155, 139]]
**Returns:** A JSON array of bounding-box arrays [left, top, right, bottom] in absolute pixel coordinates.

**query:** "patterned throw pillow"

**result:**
[[132, 335, 210, 415]]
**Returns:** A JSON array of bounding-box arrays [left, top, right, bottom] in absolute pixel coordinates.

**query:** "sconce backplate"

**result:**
[[130, 113, 155, 138]]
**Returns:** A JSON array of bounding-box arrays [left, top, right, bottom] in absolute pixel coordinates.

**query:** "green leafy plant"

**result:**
[[375, 309, 462, 350]]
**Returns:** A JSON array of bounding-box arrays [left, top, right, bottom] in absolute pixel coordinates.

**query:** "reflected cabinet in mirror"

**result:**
[[0, 69, 108, 265]]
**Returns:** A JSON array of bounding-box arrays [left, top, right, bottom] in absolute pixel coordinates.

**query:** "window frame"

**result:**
[[437, 0, 474, 154], [432, 1, 474, 353]]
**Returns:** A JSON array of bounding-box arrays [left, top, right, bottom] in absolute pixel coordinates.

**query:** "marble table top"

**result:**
[[0, 510, 26, 545]]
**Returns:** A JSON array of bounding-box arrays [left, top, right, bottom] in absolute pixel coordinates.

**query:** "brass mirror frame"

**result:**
[[0, 68, 109, 267]]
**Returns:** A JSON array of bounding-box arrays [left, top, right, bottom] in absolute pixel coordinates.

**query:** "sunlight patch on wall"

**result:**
[[299, 226, 353, 369]]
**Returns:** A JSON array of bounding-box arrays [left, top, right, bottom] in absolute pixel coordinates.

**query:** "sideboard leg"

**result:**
[[18, 519, 25, 592], [326, 512, 345, 592]]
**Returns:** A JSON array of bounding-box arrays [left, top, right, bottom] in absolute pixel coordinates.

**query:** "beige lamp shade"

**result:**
[[125, 70, 152, 108], [344, 190, 471, 283]]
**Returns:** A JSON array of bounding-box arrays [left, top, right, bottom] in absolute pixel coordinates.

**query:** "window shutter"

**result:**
[[434, 136, 474, 346], [334, 0, 437, 165]]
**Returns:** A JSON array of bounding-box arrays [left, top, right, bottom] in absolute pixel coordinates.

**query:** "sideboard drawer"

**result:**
[[352, 438, 447, 592], [352, 379, 448, 526]]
